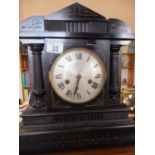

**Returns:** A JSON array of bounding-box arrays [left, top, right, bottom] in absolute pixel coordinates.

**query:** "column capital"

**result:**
[[29, 44, 44, 55]]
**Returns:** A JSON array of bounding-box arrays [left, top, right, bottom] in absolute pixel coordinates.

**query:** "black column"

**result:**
[[109, 45, 121, 104], [29, 44, 45, 108]]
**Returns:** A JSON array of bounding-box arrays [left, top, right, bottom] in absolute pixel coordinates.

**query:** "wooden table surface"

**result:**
[[30, 145, 134, 155]]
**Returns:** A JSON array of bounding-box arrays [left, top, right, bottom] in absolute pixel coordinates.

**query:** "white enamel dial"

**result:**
[[49, 48, 106, 104]]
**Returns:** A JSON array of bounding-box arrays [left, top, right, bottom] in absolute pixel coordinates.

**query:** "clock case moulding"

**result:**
[[19, 3, 135, 153]]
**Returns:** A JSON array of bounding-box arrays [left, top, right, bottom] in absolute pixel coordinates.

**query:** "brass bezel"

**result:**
[[49, 47, 107, 104]]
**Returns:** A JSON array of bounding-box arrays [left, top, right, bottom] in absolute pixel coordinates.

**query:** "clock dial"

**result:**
[[49, 48, 107, 104]]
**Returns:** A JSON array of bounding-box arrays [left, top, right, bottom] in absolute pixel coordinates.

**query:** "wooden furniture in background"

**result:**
[[127, 53, 135, 88], [19, 45, 30, 103], [121, 53, 135, 88]]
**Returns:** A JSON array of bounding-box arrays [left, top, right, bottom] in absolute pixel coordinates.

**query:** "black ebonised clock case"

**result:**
[[19, 3, 135, 153]]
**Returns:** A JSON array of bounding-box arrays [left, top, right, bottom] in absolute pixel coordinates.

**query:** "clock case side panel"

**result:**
[[42, 39, 110, 110]]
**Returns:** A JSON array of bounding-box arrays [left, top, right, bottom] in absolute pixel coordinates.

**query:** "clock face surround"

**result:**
[[49, 48, 107, 104]]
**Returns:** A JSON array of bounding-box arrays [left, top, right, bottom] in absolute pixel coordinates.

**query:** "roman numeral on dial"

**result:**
[[76, 53, 82, 60], [55, 74, 62, 79], [87, 56, 91, 62], [95, 74, 101, 78], [57, 82, 65, 90], [58, 65, 64, 68], [65, 56, 72, 62], [66, 89, 72, 97], [87, 90, 91, 95], [77, 92, 81, 99], [91, 82, 98, 89], [94, 64, 98, 68]]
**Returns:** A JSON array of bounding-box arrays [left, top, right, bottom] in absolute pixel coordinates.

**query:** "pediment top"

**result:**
[[45, 3, 106, 21]]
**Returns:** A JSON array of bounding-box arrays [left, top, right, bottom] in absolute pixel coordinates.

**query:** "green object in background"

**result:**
[[128, 41, 135, 53]]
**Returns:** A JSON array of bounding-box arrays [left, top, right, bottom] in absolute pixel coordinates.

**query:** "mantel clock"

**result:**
[[19, 3, 135, 153]]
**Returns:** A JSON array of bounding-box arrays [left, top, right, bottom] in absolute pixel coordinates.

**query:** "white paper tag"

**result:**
[[46, 40, 63, 54]]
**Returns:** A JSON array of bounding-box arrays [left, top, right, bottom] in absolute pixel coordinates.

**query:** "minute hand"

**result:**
[[73, 74, 81, 97]]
